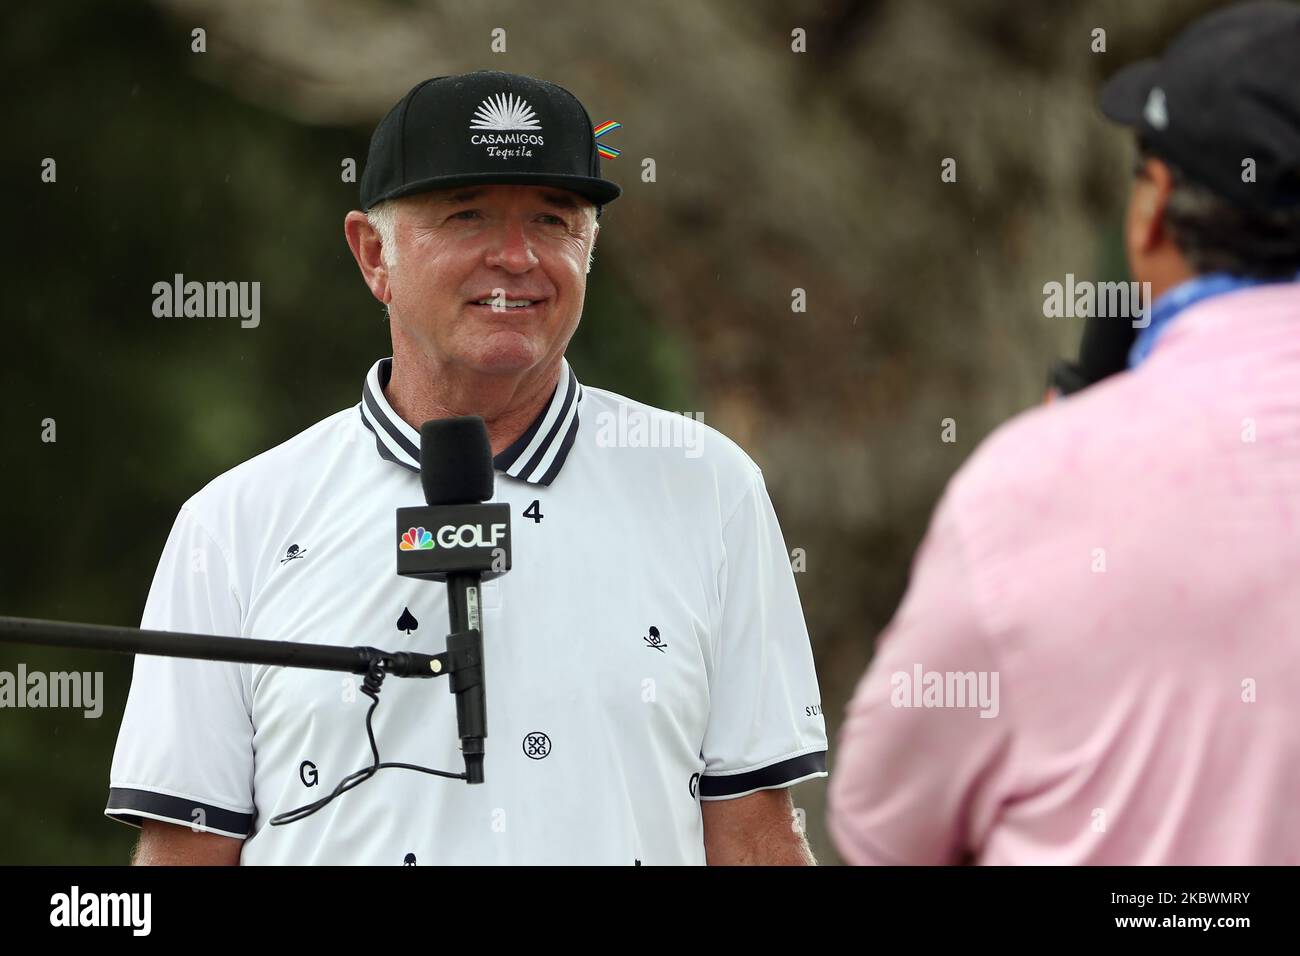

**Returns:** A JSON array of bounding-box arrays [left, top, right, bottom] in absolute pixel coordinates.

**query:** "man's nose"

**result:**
[[483, 219, 538, 273]]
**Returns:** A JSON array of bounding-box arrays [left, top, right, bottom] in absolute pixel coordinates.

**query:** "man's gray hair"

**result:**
[[366, 200, 401, 269]]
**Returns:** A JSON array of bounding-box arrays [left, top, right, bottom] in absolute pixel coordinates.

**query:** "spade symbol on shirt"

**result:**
[[396, 607, 419, 634], [403, 852, 417, 866]]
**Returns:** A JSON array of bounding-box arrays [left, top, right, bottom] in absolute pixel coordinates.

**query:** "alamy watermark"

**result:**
[[890, 664, 1000, 718], [152, 273, 260, 328], [50, 886, 151, 936], [0, 664, 103, 718], [594, 406, 705, 459], [1043, 274, 1151, 329]]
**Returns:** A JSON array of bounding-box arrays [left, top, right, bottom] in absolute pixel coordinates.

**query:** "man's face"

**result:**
[[383, 184, 597, 376], [1124, 155, 1175, 288]]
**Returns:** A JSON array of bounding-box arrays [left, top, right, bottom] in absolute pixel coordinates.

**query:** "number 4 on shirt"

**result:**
[[524, 499, 543, 523]]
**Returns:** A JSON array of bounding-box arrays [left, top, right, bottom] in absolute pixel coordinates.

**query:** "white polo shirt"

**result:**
[[106, 357, 827, 864]]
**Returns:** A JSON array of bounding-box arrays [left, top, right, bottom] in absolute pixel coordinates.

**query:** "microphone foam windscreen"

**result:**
[[420, 416, 494, 505]]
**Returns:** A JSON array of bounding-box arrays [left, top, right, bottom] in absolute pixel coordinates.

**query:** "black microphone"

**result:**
[[395, 416, 512, 785], [1048, 312, 1139, 397]]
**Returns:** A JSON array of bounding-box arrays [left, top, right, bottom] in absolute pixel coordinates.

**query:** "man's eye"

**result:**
[[450, 210, 481, 221], [538, 214, 567, 225]]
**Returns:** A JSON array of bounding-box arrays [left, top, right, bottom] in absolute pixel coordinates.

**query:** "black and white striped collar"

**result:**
[[358, 357, 583, 486]]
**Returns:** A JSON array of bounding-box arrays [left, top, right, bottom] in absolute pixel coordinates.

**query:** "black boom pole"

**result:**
[[0, 615, 444, 680]]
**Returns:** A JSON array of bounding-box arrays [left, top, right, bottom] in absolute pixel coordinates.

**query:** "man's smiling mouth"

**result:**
[[472, 297, 538, 308], [466, 294, 548, 313]]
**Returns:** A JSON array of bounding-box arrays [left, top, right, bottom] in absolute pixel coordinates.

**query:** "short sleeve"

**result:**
[[826, 491, 1013, 865], [104, 504, 256, 839], [699, 466, 828, 799]]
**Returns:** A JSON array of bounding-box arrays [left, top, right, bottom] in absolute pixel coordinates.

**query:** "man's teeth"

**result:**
[[475, 298, 534, 307]]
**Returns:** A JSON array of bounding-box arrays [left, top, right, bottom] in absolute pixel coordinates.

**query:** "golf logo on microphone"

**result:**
[[396, 504, 512, 580], [400, 522, 507, 551]]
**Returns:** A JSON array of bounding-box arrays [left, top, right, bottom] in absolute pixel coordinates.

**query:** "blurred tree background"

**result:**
[[1, 0, 1225, 864]]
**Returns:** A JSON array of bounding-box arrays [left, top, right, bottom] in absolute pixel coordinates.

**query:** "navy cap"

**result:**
[[360, 70, 622, 212], [1099, 0, 1300, 212]]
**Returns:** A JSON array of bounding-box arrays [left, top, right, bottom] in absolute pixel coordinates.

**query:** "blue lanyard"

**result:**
[[1128, 271, 1300, 369]]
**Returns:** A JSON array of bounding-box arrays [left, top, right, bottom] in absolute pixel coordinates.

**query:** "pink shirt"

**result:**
[[828, 283, 1300, 865]]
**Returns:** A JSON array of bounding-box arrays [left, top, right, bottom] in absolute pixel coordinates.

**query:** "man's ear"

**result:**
[[344, 210, 393, 305], [1132, 158, 1175, 254]]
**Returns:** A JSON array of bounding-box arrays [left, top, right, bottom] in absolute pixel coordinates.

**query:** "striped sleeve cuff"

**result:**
[[105, 787, 254, 839], [699, 749, 828, 799]]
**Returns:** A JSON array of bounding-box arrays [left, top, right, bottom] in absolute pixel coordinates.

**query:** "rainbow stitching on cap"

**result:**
[[594, 120, 622, 159]]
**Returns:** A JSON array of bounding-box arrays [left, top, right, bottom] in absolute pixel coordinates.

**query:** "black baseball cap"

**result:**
[[360, 70, 622, 212], [1099, 0, 1300, 212]]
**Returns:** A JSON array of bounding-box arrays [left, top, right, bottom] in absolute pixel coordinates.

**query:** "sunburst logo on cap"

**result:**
[[470, 93, 542, 131], [1143, 87, 1169, 131]]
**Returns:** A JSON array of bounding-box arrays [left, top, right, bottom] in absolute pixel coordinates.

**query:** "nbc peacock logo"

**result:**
[[470, 93, 542, 131], [399, 527, 435, 551]]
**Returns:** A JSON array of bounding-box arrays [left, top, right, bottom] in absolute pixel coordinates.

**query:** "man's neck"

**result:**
[[1143, 252, 1196, 305], [384, 349, 562, 457]]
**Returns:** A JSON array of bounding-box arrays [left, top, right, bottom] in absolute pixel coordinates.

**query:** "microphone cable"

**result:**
[[269, 660, 465, 826]]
